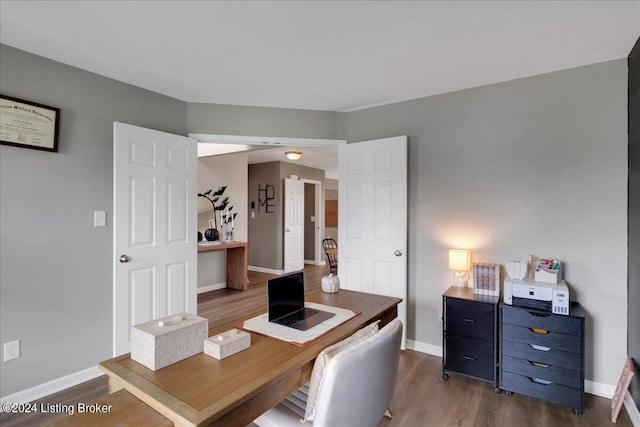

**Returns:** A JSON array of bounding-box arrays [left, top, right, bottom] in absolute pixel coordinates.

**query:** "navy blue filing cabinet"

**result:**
[[442, 286, 500, 391], [499, 302, 585, 415]]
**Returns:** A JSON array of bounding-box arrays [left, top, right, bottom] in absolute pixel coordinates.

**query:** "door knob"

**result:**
[[119, 254, 131, 263], [394, 250, 403, 257]]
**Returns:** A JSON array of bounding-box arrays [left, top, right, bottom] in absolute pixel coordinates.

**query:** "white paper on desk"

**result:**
[[241, 302, 358, 346]]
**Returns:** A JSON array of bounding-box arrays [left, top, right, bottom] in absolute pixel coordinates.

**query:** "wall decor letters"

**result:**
[[258, 184, 275, 213]]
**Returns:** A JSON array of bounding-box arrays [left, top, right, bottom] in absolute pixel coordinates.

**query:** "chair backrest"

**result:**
[[322, 238, 337, 251], [321, 238, 338, 274], [312, 319, 402, 427]]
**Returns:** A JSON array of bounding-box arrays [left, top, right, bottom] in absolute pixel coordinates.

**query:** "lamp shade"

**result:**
[[449, 249, 471, 271]]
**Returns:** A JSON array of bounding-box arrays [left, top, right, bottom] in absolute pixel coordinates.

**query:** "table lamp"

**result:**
[[449, 249, 471, 287]]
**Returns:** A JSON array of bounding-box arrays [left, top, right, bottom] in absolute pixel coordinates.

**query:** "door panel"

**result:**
[[339, 136, 408, 347], [114, 122, 197, 356], [284, 178, 304, 273]]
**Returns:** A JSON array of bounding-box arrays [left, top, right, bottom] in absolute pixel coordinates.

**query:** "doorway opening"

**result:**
[[190, 133, 346, 278]]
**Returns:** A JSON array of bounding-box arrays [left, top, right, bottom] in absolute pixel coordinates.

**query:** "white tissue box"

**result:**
[[131, 312, 208, 371], [535, 268, 561, 284], [204, 329, 251, 360]]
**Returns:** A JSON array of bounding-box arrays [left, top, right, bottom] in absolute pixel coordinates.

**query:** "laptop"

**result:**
[[268, 272, 335, 330]]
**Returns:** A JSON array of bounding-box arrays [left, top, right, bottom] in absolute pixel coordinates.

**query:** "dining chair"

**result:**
[[254, 319, 403, 427], [321, 238, 338, 274]]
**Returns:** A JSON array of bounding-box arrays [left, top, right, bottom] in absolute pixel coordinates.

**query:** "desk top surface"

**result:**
[[197, 241, 247, 252], [99, 289, 401, 426]]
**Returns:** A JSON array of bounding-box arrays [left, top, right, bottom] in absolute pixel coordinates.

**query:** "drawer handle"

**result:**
[[462, 318, 476, 323], [529, 311, 551, 318], [529, 328, 549, 335], [462, 355, 477, 361], [530, 344, 551, 352], [531, 377, 553, 385], [529, 361, 551, 369]]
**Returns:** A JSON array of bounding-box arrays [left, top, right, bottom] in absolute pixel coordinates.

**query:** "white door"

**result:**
[[338, 136, 408, 346], [284, 178, 305, 273], [113, 122, 197, 356]]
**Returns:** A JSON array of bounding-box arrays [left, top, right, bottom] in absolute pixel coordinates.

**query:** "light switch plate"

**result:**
[[94, 211, 106, 227]]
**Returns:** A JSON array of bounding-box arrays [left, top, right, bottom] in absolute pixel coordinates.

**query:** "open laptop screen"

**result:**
[[268, 272, 305, 321]]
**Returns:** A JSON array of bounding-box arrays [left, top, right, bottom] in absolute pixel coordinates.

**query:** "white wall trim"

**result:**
[[406, 339, 442, 357], [585, 380, 616, 398], [625, 391, 640, 427], [248, 265, 285, 275], [197, 282, 227, 294], [189, 133, 347, 147], [0, 366, 103, 408], [406, 340, 619, 399]]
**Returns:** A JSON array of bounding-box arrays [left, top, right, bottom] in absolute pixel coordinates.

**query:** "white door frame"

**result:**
[[301, 178, 323, 265]]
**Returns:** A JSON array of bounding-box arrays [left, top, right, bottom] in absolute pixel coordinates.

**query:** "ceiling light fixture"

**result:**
[[285, 151, 302, 161]]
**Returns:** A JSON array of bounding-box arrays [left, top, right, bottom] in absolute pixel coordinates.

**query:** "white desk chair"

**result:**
[[254, 319, 403, 427]]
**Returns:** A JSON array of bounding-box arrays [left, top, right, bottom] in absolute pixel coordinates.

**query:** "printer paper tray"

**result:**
[[512, 297, 552, 312]]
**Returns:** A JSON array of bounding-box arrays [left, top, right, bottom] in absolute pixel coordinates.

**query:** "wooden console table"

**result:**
[[198, 241, 248, 291]]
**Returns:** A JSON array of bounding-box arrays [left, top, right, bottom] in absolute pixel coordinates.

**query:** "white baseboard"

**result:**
[[248, 265, 285, 275], [625, 391, 640, 427], [405, 339, 442, 357], [406, 339, 617, 399], [197, 282, 227, 294], [585, 380, 616, 398], [0, 366, 103, 408]]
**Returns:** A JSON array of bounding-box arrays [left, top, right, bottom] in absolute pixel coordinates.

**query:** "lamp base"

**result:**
[[453, 271, 468, 288]]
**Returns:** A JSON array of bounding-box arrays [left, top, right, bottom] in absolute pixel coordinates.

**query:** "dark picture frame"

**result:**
[[0, 94, 60, 152]]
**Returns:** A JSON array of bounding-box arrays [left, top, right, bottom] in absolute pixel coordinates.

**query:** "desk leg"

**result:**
[[108, 376, 125, 394], [226, 246, 248, 291]]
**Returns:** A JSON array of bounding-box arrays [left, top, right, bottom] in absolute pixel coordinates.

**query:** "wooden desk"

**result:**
[[99, 290, 401, 427], [198, 241, 248, 291]]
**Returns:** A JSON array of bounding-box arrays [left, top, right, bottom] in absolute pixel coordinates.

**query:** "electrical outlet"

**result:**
[[4, 340, 20, 361]]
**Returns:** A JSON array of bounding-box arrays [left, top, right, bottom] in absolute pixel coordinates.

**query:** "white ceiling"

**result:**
[[1, 1, 638, 113], [247, 145, 338, 180]]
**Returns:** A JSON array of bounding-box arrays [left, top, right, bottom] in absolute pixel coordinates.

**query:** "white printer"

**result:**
[[504, 279, 570, 315]]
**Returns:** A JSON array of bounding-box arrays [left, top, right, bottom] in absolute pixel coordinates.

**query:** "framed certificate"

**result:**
[[0, 94, 60, 152]]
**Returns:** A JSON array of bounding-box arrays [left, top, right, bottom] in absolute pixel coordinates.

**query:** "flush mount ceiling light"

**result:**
[[285, 151, 302, 161]]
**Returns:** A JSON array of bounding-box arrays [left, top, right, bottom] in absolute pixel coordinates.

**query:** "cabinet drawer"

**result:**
[[502, 339, 581, 371], [445, 336, 494, 381], [501, 371, 582, 411], [502, 324, 581, 354], [502, 305, 582, 336], [446, 299, 495, 341], [501, 355, 582, 389]]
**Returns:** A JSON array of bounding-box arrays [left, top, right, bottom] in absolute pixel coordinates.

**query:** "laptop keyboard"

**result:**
[[278, 307, 321, 326]]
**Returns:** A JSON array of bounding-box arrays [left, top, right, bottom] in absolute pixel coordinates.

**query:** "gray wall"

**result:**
[[628, 37, 640, 409], [248, 162, 282, 269], [304, 183, 316, 260], [346, 59, 628, 386], [247, 161, 326, 271], [0, 45, 187, 396]]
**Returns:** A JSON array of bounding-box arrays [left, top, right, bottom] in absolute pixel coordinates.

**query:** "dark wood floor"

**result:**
[[1, 264, 633, 426]]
